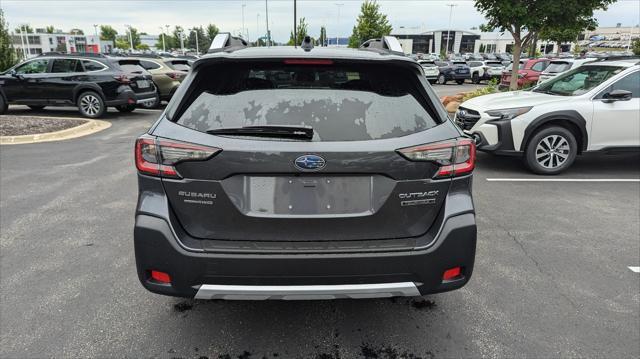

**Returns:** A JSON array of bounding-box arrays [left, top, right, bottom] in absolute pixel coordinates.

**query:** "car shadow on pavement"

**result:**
[[156, 296, 446, 358], [476, 151, 640, 177]]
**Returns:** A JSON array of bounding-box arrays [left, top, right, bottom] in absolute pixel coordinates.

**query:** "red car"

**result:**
[[500, 58, 550, 89]]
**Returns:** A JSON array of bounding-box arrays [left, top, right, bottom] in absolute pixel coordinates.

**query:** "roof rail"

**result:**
[[359, 36, 405, 55], [595, 55, 639, 62], [124, 53, 163, 59], [207, 32, 248, 53], [38, 52, 106, 58]]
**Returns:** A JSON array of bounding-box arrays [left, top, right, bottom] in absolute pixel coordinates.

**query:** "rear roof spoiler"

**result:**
[[207, 33, 248, 53], [359, 36, 405, 56]]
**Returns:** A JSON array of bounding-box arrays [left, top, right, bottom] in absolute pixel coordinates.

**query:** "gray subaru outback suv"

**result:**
[[134, 40, 477, 300]]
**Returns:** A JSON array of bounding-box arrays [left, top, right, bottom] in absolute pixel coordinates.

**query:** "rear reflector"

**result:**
[[150, 270, 171, 284], [397, 138, 476, 178], [135, 134, 221, 179], [283, 59, 334, 65], [442, 267, 462, 281]]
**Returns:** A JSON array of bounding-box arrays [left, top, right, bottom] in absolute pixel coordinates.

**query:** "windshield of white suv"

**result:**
[[533, 65, 624, 96]]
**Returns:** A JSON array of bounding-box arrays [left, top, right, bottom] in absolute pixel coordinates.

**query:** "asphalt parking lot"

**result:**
[[1, 83, 639, 358]]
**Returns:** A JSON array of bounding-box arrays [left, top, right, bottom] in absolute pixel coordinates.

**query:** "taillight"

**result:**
[[283, 59, 334, 65], [165, 72, 182, 80], [135, 135, 221, 179], [113, 74, 131, 84], [397, 138, 475, 178]]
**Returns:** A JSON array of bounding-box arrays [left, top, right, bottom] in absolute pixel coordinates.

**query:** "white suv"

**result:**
[[456, 59, 639, 174]]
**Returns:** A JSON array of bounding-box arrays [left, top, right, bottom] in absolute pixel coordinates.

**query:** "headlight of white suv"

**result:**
[[485, 107, 532, 120]]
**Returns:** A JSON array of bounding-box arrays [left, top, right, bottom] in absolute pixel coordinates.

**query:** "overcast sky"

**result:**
[[2, 0, 639, 42]]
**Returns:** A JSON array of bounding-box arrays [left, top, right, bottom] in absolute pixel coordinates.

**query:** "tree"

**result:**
[[126, 26, 141, 48], [479, 43, 486, 53], [319, 26, 327, 46], [99, 25, 118, 42], [288, 17, 309, 45], [187, 26, 208, 53], [0, 9, 18, 70], [632, 38, 640, 56], [69, 28, 84, 35], [348, 0, 392, 48], [475, 0, 614, 90], [135, 43, 150, 51], [45, 26, 55, 34], [172, 26, 185, 50], [15, 24, 33, 33], [115, 37, 130, 50]]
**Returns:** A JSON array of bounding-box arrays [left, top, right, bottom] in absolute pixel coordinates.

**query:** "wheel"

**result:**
[[472, 73, 480, 84], [116, 104, 136, 113], [456, 80, 465, 85], [77, 91, 105, 118], [28, 105, 45, 111], [0, 96, 7, 114], [139, 95, 160, 109], [437, 74, 447, 85], [524, 126, 578, 175]]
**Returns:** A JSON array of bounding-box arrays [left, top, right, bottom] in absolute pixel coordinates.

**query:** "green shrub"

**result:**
[[462, 78, 499, 102]]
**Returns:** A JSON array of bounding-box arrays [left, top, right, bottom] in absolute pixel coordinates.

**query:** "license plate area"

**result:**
[[248, 176, 372, 217], [137, 80, 150, 88], [221, 175, 396, 218]]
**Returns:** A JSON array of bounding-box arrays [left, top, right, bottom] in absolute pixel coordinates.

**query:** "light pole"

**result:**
[[294, 0, 297, 47], [189, 28, 199, 54], [125, 24, 134, 51], [159, 26, 166, 52], [265, 0, 271, 46], [445, 4, 457, 56], [335, 3, 344, 46], [179, 31, 185, 54], [241, 4, 246, 40], [17, 29, 26, 59], [165, 25, 170, 51], [257, 13, 261, 46], [22, 25, 31, 57], [93, 24, 98, 37]]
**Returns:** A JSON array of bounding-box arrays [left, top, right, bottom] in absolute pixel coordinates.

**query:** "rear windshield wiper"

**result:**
[[207, 125, 314, 140]]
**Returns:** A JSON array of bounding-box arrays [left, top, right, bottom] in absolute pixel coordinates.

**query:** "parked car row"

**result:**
[[0, 52, 192, 118]]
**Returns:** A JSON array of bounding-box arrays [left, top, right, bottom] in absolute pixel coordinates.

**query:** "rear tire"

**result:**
[[0, 96, 7, 114], [524, 126, 577, 175], [456, 80, 465, 85], [472, 73, 480, 84], [437, 74, 447, 85], [116, 104, 136, 113], [28, 105, 45, 111], [77, 91, 105, 118]]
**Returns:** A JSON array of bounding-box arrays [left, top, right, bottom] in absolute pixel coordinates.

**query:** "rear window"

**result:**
[[545, 62, 572, 73], [116, 60, 145, 74], [167, 60, 190, 71], [175, 62, 439, 141]]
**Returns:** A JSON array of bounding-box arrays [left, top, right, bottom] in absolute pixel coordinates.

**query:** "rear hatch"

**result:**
[[113, 59, 155, 93], [452, 62, 470, 74], [154, 59, 461, 242]]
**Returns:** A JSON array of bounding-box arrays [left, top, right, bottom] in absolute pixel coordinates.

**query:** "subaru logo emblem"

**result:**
[[458, 110, 466, 116], [294, 155, 326, 171]]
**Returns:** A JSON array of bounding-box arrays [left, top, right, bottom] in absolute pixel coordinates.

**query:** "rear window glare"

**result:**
[[167, 60, 190, 71], [174, 62, 440, 142], [116, 60, 146, 74]]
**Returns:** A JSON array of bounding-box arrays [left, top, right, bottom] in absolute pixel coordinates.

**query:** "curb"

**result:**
[[0, 118, 112, 145]]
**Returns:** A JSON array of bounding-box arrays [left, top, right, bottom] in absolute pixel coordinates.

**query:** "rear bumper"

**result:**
[[134, 211, 477, 299], [105, 88, 157, 106], [447, 73, 471, 80]]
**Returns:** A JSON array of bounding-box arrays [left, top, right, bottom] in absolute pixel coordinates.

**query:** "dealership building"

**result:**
[[11, 31, 114, 58], [392, 28, 577, 55]]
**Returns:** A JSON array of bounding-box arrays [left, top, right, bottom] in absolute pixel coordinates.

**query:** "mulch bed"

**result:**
[[0, 116, 88, 136]]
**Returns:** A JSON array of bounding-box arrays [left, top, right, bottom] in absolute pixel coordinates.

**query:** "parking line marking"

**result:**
[[486, 178, 640, 182], [629, 267, 640, 273]]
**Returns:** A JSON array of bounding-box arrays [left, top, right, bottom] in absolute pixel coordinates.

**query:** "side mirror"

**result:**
[[8, 69, 17, 77], [602, 89, 632, 103]]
